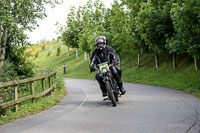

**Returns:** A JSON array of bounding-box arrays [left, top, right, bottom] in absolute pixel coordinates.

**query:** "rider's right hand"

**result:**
[[90, 67, 96, 72]]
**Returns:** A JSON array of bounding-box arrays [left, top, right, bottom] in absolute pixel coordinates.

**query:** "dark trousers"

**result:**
[[95, 66, 122, 92]]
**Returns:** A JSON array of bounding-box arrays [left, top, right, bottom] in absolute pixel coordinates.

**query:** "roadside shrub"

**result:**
[[42, 44, 45, 50], [57, 46, 61, 56], [35, 51, 39, 58], [0, 60, 18, 83], [47, 51, 51, 57], [5, 46, 35, 79]]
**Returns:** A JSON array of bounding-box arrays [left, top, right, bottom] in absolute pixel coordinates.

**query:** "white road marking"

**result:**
[[59, 86, 89, 119], [77, 87, 89, 109]]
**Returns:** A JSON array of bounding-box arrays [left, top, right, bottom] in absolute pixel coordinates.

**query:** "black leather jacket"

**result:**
[[89, 46, 120, 69]]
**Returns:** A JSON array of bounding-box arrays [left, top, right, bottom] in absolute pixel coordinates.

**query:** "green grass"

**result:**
[[0, 78, 65, 124], [30, 41, 95, 79], [0, 41, 66, 125], [1, 40, 199, 124], [120, 52, 200, 98], [0, 89, 64, 125], [30, 41, 200, 98]]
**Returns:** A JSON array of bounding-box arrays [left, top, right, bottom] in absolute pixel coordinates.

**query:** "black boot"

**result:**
[[119, 87, 126, 95], [109, 67, 126, 95], [96, 74, 107, 97], [100, 84, 107, 97], [118, 81, 126, 95]]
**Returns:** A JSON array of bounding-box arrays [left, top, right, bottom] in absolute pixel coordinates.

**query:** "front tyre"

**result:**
[[105, 81, 116, 107], [114, 91, 119, 102], [113, 80, 119, 102]]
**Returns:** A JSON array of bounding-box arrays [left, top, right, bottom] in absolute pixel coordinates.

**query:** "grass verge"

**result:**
[[0, 73, 65, 125], [2, 40, 199, 124]]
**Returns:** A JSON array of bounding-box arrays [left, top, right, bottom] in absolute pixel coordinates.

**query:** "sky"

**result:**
[[26, 0, 114, 44]]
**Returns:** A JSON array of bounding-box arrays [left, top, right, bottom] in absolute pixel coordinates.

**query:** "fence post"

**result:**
[[41, 79, 45, 91], [48, 76, 52, 94], [54, 72, 56, 80], [30, 81, 35, 103], [14, 85, 18, 112], [53, 73, 56, 85]]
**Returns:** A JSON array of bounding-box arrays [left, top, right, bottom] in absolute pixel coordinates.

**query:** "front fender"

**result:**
[[103, 76, 110, 81]]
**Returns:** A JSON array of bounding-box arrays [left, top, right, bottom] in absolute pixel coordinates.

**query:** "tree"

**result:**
[[170, 0, 200, 71], [61, 6, 83, 58], [122, 0, 149, 67], [109, 0, 130, 55], [78, 0, 106, 57], [78, 0, 95, 56], [136, 1, 173, 68], [0, 0, 62, 68]]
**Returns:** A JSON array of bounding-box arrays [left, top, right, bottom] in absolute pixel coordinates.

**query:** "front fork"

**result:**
[[103, 76, 117, 94]]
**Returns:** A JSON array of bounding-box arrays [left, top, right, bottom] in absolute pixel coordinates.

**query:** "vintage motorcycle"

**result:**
[[97, 62, 120, 107]]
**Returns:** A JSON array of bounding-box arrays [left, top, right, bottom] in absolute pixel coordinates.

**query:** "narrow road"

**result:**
[[0, 78, 200, 133]]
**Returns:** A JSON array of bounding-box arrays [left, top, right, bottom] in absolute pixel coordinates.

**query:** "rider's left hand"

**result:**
[[90, 67, 96, 72]]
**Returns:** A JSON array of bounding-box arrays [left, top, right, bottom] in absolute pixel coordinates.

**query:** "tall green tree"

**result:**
[[122, 0, 148, 67], [78, 0, 95, 55], [0, 0, 62, 68], [170, 0, 200, 70], [136, 1, 173, 68], [109, 0, 130, 55], [61, 6, 83, 58], [62, 6, 80, 49], [78, 0, 106, 56]]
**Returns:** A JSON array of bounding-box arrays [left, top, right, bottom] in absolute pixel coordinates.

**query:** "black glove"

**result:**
[[90, 67, 96, 72], [112, 59, 118, 66]]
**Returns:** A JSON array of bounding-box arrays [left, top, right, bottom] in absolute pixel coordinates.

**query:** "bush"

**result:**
[[35, 51, 39, 58], [57, 47, 61, 56], [42, 44, 45, 50], [47, 51, 51, 57], [5, 45, 35, 79], [0, 60, 18, 83]]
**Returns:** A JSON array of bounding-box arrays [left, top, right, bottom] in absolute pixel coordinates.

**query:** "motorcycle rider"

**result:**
[[89, 36, 126, 97]]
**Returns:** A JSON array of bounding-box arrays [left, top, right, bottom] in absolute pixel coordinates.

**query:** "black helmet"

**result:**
[[95, 36, 106, 50]]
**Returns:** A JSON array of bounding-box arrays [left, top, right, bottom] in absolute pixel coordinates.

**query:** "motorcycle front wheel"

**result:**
[[105, 81, 117, 107], [114, 90, 119, 102]]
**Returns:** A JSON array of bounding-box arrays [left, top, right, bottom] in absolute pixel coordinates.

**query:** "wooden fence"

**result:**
[[0, 71, 57, 112]]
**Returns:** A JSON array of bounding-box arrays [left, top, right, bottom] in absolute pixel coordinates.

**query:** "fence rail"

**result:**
[[0, 71, 57, 112]]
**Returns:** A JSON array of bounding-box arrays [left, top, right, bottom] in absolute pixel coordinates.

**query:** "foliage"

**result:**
[[57, 46, 61, 56], [170, 0, 200, 59], [42, 44, 46, 50], [59, 0, 200, 70], [109, 1, 130, 54], [35, 51, 39, 58], [47, 51, 51, 57], [136, 1, 171, 54], [0, 77, 65, 125], [0, 60, 18, 83], [0, 0, 62, 68], [61, 0, 108, 55], [0, 41, 66, 125], [61, 6, 81, 49], [30, 40, 200, 99], [5, 46, 34, 79]]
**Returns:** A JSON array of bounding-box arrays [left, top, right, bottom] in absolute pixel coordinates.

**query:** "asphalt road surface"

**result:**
[[0, 78, 200, 133]]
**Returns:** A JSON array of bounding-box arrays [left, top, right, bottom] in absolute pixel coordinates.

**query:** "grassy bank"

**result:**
[[0, 74, 65, 124], [30, 40, 200, 98], [1, 40, 199, 124], [0, 41, 66, 125], [120, 51, 200, 98]]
